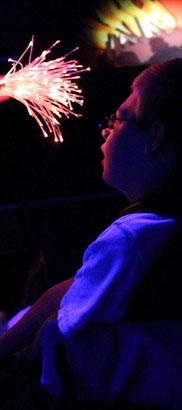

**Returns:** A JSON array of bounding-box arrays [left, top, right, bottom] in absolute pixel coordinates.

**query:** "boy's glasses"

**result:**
[[98, 114, 136, 129]]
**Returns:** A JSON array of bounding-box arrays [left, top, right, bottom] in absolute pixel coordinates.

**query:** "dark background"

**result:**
[[0, 0, 145, 312]]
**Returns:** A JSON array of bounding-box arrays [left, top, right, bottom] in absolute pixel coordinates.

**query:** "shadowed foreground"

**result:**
[[0, 356, 170, 410]]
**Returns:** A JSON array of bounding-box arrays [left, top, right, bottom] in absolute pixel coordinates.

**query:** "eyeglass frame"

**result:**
[[98, 114, 136, 130]]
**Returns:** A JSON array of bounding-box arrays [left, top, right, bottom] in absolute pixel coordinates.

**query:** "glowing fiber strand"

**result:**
[[0, 37, 90, 142]]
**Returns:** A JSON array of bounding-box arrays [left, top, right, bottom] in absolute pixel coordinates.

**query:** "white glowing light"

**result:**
[[0, 36, 90, 142]]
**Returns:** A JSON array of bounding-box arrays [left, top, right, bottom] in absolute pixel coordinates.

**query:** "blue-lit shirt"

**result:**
[[57, 212, 182, 408]]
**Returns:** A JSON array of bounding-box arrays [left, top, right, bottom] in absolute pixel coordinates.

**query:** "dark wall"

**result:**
[[0, 192, 127, 313]]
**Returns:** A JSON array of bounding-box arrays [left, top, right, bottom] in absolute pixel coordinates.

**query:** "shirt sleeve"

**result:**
[[57, 221, 148, 338]]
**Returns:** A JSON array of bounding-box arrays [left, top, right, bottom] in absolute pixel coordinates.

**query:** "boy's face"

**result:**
[[101, 90, 149, 200]]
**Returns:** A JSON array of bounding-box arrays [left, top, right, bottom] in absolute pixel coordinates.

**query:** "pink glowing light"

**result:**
[[0, 36, 90, 142]]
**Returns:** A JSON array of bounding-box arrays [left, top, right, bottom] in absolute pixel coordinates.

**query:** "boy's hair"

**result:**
[[132, 59, 182, 145]]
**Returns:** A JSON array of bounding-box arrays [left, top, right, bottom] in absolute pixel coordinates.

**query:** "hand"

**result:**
[[0, 95, 9, 102]]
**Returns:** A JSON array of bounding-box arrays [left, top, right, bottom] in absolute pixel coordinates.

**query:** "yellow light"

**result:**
[[88, 0, 177, 48]]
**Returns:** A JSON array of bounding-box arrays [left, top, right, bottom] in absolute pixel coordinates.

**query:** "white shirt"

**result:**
[[57, 213, 182, 408]]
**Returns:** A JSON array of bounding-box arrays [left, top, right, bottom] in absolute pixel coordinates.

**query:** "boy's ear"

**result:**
[[144, 120, 165, 155]]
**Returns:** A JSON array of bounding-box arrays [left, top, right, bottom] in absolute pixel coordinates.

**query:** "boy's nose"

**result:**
[[101, 128, 111, 140]]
